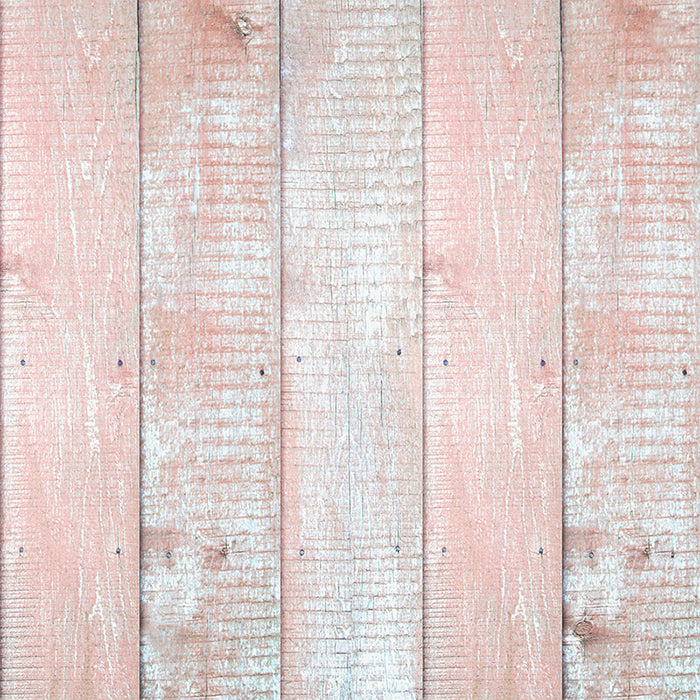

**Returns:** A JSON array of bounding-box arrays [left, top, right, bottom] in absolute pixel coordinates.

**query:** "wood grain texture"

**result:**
[[0, 1, 139, 696], [139, 1, 280, 696], [279, 0, 423, 695], [422, 1, 562, 697], [562, 1, 700, 696]]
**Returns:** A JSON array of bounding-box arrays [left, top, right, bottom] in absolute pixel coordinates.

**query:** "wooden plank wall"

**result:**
[[0, 1, 140, 697], [423, 0, 562, 697], [279, 0, 423, 695], [562, 0, 700, 697], [0, 0, 697, 697], [139, 1, 280, 697]]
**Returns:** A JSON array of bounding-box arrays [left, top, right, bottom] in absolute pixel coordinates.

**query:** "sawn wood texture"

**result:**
[[139, 1, 281, 697], [279, 0, 424, 696], [423, 1, 563, 697], [0, 1, 140, 697], [1, 2, 696, 696], [562, 0, 700, 696]]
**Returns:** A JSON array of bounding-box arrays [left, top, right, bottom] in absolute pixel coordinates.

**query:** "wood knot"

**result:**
[[573, 619, 593, 638], [236, 15, 252, 36]]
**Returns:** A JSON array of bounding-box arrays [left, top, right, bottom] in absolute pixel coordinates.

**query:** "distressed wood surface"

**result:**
[[0, 1, 140, 697], [279, 0, 423, 695], [139, 1, 281, 696], [422, 1, 562, 697], [562, 0, 700, 696]]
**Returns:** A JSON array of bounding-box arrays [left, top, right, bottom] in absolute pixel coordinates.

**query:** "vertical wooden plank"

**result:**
[[139, 1, 280, 696], [422, 1, 562, 696], [0, 1, 139, 696], [279, 0, 423, 695], [563, 1, 700, 696]]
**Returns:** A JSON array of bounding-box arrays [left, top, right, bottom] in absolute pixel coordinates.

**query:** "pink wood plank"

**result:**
[[423, 1, 562, 696], [139, 1, 280, 696], [562, 1, 700, 696], [0, 1, 139, 696], [279, 1, 423, 695]]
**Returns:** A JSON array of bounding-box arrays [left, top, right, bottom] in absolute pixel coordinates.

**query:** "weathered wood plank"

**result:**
[[0, 1, 139, 696], [139, 1, 280, 696], [562, 1, 700, 696], [422, 1, 562, 696], [279, 0, 423, 695]]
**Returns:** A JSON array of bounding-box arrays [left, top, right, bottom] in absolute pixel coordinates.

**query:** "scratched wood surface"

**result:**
[[279, 0, 423, 695], [0, 1, 140, 697], [139, 1, 280, 697], [423, 1, 562, 697], [4, 0, 700, 694], [562, 0, 700, 696]]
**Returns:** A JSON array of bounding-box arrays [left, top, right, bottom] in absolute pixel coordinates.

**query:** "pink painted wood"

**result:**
[[139, 1, 281, 696], [279, 0, 423, 695], [4, 1, 698, 693], [562, 0, 700, 696], [423, 1, 563, 696], [0, 1, 140, 696]]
